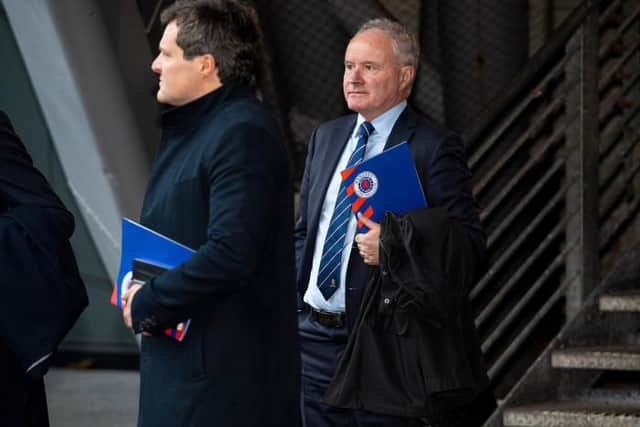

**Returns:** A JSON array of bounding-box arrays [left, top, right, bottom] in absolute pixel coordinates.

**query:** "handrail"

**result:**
[[600, 158, 640, 222], [624, 72, 640, 96], [479, 213, 570, 332], [468, 56, 569, 170], [599, 116, 624, 157], [473, 96, 567, 197], [486, 160, 564, 248], [481, 217, 575, 354], [600, 134, 640, 192], [471, 177, 574, 301], [475, 187, 574, 322], [599, 38, 640, 90], [601, 196, 640, 252], [598, 2, 640, 59], [598, 0, 623, 26], [480, 126, 567, 223], [488, 268, 580, 379]]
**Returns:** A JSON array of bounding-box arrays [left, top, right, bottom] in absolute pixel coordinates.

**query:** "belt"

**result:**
[[309, 306, 345, 328]]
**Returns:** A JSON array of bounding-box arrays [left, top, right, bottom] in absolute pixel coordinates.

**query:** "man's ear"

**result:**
[[399, 65, 415, 91], [200, 53, 217, 77]]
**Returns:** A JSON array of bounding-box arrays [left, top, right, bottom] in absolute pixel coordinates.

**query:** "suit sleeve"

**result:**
[[131, 124, 281, 332], [423, 132, 486, 260]]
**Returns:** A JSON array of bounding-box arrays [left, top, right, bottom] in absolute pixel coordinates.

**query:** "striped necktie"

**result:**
[[317, 121, 375, 300]]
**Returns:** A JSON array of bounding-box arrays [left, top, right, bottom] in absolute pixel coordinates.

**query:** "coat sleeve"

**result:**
[[0, 110, 86, 377], [293, 126, 317, 287], [131, 123, 282, 332], [0, 111, 72, 223]]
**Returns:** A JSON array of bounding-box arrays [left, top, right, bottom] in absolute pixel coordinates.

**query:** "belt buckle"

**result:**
[[314, 309, 344, 328]]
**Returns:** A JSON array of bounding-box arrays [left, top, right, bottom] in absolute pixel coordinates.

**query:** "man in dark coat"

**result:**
[[294, 19, 494, 426], [120, 1, 299, 426], [0, 110, 88, 427]]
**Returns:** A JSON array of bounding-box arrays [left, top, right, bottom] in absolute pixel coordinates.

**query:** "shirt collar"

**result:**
[[353, 100, 408, 141]]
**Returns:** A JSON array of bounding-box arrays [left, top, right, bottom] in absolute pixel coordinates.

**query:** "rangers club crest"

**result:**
[[354, 171, 379, 198]]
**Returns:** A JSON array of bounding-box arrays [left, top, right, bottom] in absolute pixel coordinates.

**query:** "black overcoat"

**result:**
[[0, 110, 87, 379], [325, 208, 493, 425], [131, 85, 300, 427]]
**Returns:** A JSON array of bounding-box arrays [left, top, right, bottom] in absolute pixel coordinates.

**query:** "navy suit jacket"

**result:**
[[294, 106, 485, 323]]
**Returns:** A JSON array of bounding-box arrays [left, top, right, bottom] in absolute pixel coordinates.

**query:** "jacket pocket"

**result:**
[[187, 325, 207, 381]]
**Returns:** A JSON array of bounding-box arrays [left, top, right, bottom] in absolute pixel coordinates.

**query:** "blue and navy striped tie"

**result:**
[[317, 121, 375, 300]]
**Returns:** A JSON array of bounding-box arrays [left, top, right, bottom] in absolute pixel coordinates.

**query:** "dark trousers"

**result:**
[[299, 308, 425, 427], [0, 342, 49, 427]]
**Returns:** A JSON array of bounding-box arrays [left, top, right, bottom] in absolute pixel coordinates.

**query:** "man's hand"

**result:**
[[354, 213, 381, 265], [121, 283, 143, 329]]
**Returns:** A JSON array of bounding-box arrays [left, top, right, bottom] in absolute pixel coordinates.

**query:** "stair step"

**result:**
[[600, 291, 640, 312], [578, 389, 640, 404], [552, 346, 640, 371], [504, 400, 640, 426]]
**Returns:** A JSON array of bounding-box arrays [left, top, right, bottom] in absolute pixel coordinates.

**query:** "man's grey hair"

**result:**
[[355, 18, 420, 70]]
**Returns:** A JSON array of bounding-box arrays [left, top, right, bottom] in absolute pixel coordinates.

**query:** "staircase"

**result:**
[[490, 244, 640, 426], [470, 0, 640, 424]]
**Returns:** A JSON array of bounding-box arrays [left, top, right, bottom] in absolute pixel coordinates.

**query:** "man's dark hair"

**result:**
[[161, 0, 263, 87]]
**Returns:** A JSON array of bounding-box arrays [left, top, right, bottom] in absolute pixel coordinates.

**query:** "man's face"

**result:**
[[343, 29, 413, 121], [151, 21, 206, 106]]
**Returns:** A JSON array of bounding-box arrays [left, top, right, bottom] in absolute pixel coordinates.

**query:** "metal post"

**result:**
[[565, 1, 600, 319]]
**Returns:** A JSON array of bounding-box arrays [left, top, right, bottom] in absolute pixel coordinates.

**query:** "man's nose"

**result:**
[[151, 56, 161, 74], [348, 68, 363, 83]]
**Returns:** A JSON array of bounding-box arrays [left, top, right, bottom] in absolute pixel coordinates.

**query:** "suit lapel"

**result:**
[[308, 116, 356, 238], [384, 106, 419, 150]]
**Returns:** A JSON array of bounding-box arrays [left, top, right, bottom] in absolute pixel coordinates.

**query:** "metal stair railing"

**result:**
[[487, 241, 640, 426], [464, 0, 640, 401]]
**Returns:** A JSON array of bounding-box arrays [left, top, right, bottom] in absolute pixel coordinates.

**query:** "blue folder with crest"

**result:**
[[340, 142, 427, 232], [111, 218, 195, 341]]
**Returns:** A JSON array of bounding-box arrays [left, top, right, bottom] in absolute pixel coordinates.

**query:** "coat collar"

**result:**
[[160, 84, 253, 130]]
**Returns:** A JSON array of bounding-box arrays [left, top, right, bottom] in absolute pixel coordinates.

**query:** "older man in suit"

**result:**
[[294, 19, 493, 427]]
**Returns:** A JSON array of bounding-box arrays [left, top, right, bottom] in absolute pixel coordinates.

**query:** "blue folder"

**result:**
[[340, 142, 427, 232], [112, 218, 195, 341]]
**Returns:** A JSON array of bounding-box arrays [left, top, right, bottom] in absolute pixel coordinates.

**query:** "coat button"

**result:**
[[384, 298, 390, 304], [381, 269, 388, 276]]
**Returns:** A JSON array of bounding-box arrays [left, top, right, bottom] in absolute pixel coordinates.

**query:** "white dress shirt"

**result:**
[[304, 100, 407, 312]]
